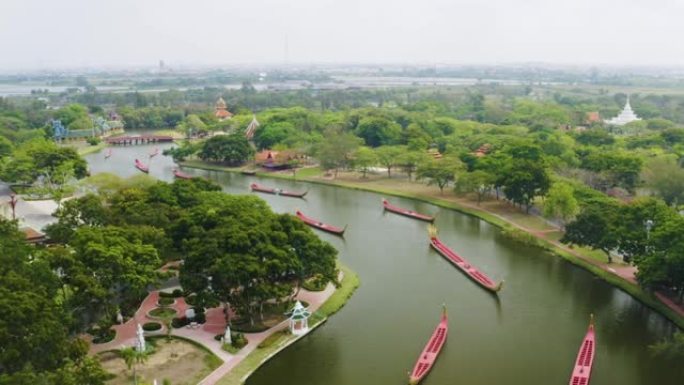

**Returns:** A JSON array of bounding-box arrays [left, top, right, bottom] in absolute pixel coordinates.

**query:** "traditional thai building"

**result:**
[[52, 115, 124, 142], [605, 98, 641, 126], [215, 97, 233, 120]]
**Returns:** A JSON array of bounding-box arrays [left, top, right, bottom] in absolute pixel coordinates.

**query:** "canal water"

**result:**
[[86, 143, 682, 385]]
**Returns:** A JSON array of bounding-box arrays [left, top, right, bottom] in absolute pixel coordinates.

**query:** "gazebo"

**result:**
[[288, 301, 311, 335]]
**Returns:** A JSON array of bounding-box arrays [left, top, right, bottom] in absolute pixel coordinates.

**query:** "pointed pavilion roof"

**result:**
[[288, 301, 311, 321], [605, 97, 640, 126]]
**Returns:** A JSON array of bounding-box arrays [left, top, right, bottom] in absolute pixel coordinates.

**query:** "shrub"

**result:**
[[232, 332, 248, 349], [172, 317, 189, 328], [172, 289, 183, 297], [158, 291, 174, 298], [194, 312, 206, 324], [91, 328, 116, 344], [258, 330, 289, 349], [149, 307, 177, 318], [185, 295, 197, 306], [303, 275, 328, 292], [158, 297, 174, 306], [142, 322, 162, 332], [87, 137, 101, 146]]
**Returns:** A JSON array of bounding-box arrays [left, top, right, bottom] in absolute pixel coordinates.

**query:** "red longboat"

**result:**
[[250, 183, 308, 198], [134, 159, 149, 173], [173, 169, 193, 180], [295, 210, 346, 236], [409, 307, 448, 385], [569, 316, 596, 385], [383, 198, 435, 222], [429, 229, 503, 293], [104, 149, 112, 159], [149, 147, 159, 158]]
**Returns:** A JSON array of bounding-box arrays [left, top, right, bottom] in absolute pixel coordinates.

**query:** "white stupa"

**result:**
[[605, 97, 641, 126]]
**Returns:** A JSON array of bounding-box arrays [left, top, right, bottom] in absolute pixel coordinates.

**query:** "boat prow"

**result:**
[[295, 210, 346, 236], [569, 315, 596, 385], [382, 198, 435, 222], [408, 306, 448, 385]]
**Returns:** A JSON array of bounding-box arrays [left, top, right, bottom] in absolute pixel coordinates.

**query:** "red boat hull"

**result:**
[[295, 210, 346, 235], [173, 169, 193, 180], [251, 183, 308, 198], [430, 236, 502, 293], [383, 199, 434, 222], [569, 319, 595, 385], [409, 310, 448, 385], [134, 159, 149, 173]]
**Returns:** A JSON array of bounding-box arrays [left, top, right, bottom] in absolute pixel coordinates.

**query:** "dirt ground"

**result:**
[[100, 338, 220, 385]]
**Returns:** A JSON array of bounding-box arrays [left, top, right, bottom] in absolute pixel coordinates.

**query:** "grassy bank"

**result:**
[[77, 142, 107, 156], [216, 263, 359, 385], [180, 160, 684, 329]]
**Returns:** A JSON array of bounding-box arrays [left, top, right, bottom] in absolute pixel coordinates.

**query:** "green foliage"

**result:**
[[316, 128, 362, 178], [561, 200, 620, 263], [418, 157, 463, 194], [650, 332, 684, 360], [199, 133, 255, 166], [0, 138, 87, 184], [642, 156, 684, 206], [543, 182, 579, 224], [355, 116, 402, 147], [142, 322, 162, 331], [353, 146, 377, 178], [455, 170, 496, 203], [374, 145, 404, 177]]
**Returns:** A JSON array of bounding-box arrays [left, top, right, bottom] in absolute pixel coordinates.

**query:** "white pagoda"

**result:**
[[288, 301, 311, 335], [605, 97, 641, 126], [245, 114, 259, 140]]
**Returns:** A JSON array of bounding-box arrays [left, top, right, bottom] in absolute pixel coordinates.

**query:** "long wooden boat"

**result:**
[[173, 169, 193, 180], [429, 229, 503, 293], [295, 210, 346, 236], [149, 147, 159, 157], [104, 148, 112, 159], [134, 159, 149, 173], [250, 183, 308, 198], [569, 315, 596, 385], [409, 306, 448, 385], [383, 198, 435, 222], [241, 170, 257, 176]]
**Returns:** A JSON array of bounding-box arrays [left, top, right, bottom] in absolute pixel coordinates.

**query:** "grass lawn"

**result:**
[[100, 337, 222, 385], [148, 307, 177, 319], [77, 142, 107, 156]]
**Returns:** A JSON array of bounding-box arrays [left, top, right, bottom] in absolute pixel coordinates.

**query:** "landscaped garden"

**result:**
[[99, 337, 221, 385]]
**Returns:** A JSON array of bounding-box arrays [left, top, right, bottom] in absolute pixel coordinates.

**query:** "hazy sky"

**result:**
[[1, 0, 683, 70]]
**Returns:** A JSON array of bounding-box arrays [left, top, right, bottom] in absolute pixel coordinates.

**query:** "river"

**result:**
[[85, 142, 681, 385]]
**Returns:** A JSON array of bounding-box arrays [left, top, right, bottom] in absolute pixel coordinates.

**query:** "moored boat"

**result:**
[[569, 315, 596, 385], [429, 227, 503, 293], [134, 159, 149, 173], [173, 169, 193, 180], [383, 198, 434, 222], [104, 148, 112, 159], [409, 306, 448, 385], [295, 210, 346, 235], [149, 147, 159, 157], [241, 170, 257, 176], [250, 183, 308, 198]]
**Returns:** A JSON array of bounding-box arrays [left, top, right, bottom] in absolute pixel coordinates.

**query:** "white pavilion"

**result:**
[[288, 301, 311, 335], [605, 97, 641, 126]]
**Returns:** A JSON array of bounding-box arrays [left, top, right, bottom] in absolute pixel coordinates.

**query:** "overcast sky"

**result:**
[[1, 0, 682, 70]]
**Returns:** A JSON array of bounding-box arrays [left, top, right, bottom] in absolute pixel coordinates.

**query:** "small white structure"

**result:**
[[135, 323, 146, 352], [223, 325, 232, 345], [288, 301, 311, 335], [245, 114, 260, 140], [605, 97, 641, 126]]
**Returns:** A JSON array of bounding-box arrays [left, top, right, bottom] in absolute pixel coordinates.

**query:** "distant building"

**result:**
[[215, 97, 233, 120], [52, 114, 124, 142], [585, 111, 601, 124], [605, 98, 641, 126]]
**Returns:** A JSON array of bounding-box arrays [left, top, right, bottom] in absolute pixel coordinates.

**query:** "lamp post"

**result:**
[[645, 219, 655, 240], [8, 193, 18, 220]]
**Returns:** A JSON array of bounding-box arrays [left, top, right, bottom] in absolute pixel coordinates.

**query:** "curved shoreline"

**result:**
[[180, 160, 684, 329]]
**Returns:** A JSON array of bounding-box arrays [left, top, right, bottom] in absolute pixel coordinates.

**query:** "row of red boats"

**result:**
[[408, 310, 595, 385]]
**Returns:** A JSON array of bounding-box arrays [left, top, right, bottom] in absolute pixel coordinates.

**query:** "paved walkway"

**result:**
[[89, 279, 338, 385]]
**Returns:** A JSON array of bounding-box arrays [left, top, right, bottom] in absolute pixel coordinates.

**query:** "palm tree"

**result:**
[[119, 347, 149, 385]]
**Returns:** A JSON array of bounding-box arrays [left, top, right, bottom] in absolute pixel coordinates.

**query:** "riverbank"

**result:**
[[215, 264, 360, 385], [179, 160, 684, 329], [77, 142, 107, 156]]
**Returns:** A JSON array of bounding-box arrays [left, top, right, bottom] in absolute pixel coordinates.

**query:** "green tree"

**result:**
[[353, 146, 377, 178], [398, 150, 429, 181], [355, 116, 401, 147], [642, 156, 684, 206], [199, 133, 255, 166], [316, 128, 362, 178], [543, 182, 579, 226], [561, 200, 620, 263], [454, 170, 496, 204], [374, 145, 403, 178], [418, 157, 463, 194], [119, 347, 149, 385]]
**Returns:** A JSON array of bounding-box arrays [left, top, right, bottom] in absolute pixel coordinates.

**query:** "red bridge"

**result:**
[[106, 135, 175, 145]]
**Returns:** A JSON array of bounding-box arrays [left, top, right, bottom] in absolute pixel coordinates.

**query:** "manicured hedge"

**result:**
[[142, 322, 162, 331]]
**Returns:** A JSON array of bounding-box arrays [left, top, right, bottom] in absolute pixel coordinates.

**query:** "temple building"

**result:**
[[52, 115, 124, 142], [605, 98, 641, 126], [215, 97, 233, 120]]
